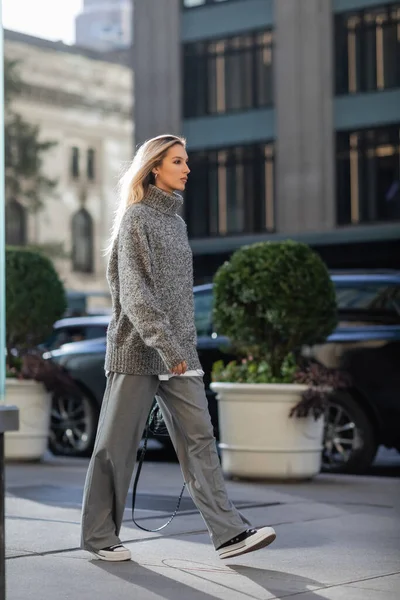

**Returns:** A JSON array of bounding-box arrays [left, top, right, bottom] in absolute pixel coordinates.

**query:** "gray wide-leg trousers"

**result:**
[[81, 373, 251, 552]]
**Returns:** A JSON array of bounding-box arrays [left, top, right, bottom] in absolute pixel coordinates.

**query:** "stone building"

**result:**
[[133, 0, 400, 281], [4, 30, 133, 307]]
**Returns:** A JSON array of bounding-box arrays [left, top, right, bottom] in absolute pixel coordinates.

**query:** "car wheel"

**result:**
[[322, 391, 377, 474], [49, 390, 99, 457]]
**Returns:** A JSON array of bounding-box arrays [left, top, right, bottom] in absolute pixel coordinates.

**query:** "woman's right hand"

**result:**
[[170, 360, 187, 375]]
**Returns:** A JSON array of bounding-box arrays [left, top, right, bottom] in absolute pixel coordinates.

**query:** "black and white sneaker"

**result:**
[[92, 544, 131, 562], [217, 527, 276, 559]]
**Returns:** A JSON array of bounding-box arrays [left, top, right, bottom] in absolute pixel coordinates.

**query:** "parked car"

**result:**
[[46, 272, 400, 474]]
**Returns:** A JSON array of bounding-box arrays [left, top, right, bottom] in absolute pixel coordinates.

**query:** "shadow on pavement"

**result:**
[[92, 559, 329, 599], [92, 560, 223, 600], [230, 565, 329, 599]]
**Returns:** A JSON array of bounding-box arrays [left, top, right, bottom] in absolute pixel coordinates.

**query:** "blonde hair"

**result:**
[[106, 134, 186, 254]]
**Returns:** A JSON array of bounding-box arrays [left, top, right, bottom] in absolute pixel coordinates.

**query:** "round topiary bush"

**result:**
[[212, 240, 338, 380], [6, 246, 66, 353]]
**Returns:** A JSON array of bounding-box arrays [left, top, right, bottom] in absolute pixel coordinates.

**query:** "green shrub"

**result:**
[[6, 246, 66, 354], [212, 240, 337, 381], [212, 355, 297, 384]]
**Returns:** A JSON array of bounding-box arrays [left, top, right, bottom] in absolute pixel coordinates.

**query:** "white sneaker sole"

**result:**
[[218, 527, 276, 560], [91, 549, 132, 562]]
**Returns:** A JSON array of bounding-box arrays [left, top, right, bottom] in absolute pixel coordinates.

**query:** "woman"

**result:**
[[81, 134, 276, 562]]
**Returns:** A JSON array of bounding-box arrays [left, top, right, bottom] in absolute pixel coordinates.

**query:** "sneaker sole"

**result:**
[[219, 530, 276, 560], [91, 551, 131, 562]]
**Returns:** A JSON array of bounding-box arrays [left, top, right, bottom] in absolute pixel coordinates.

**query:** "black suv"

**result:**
[[47, 272, 400, 474]]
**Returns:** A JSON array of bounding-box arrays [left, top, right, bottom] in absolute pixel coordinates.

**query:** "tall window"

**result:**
[[87, 148, 96, 181], [71, 208, 94, 273], [185, 142, 274, 238], [335, 4, 400, 94], [336, 125, 400, 225], [183, 30, 273, 117], [71, 147, 80, 179], [5, 199, 27, 245]]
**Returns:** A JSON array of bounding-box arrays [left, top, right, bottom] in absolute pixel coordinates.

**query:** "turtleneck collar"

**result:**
[[142, 184, 183, 216]]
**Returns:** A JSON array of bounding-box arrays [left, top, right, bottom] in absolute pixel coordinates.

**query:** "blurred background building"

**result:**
[[4, 29, 133, 298], [75, 0, 132, 51], [133, 0, 400, 283]]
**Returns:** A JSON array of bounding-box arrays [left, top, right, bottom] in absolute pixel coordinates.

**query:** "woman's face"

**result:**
[[153, 143, 190, 194]]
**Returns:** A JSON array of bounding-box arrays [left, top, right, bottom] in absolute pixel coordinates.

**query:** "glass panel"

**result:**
[[208, 165, 219, 236], [264, 144, 275, 231], [225, 49, 241, 111], [72, 209, 94, 273], [186, 143, 275, 238], [86, 325, 108, 339], [87, 148, 95, 180], [376, 149, 400, 221], [362, 23, 377, 90], [335, 284, 400, 315], [256, 35, 273, 106], [184, 155, 209, 237], [242, 45, 254, 109], [183, 44, 208, 117], [71, 147, 80, 178], [194, 290, 213, 336], [336, 4, 400, 94], [5, 200, 26, 245], [207, 53, 218, 114], [335, 15, 349, 94], [183, 29, 272, 116], [336, 127, 400, 225], [49, 326, 86, 350], [382, 20, 398, 88]]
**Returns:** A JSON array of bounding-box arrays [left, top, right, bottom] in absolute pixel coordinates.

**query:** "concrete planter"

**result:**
[[211, 382, 324, 480], [5, 379, 51, 461]]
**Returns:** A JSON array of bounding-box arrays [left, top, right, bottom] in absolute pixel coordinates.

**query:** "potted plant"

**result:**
[[210, 240, 338, 480], [5, 246, 67, 460]]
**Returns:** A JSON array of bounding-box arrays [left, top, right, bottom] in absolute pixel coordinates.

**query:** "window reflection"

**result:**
[[183, 30, 273, 117], [336, 126, 400, 225], [185, 142, 275, 238], [335, 5, 400, 94]]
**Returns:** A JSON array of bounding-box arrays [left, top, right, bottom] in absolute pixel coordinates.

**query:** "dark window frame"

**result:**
[[183, 28, 274, 118], [336, 124, 400, 226], [71, 146, 80, 179], [87, 148, 96, 181], [185, 141, 275, 239], [335, 4, 400, 95]]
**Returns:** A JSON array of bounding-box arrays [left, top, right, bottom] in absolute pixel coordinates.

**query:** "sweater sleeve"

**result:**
[[118, 212, 185, 370]]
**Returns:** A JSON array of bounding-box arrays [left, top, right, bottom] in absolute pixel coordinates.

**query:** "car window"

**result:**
[[194, 290, 213, 336], [49, 327, 86, 349], [335, 284, 400, 315], [85, 325, 108, 340]]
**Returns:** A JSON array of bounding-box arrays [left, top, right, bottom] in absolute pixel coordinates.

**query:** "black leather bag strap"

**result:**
[[131, 401, 186, 532]]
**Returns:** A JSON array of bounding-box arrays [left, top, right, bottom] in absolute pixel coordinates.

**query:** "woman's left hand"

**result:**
[[170, 360, 187, 375]]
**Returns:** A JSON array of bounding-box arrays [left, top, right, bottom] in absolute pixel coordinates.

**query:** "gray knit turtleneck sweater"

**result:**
[[105, 184, 202, 375]]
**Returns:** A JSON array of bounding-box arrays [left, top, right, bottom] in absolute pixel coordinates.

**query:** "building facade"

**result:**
[[75, 0, 132, 52], [4, 30, 133, 303], [133, 0, 400, 282]]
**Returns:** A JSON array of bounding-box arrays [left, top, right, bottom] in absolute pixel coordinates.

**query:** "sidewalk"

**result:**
[[5, 454, 400, 600]]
